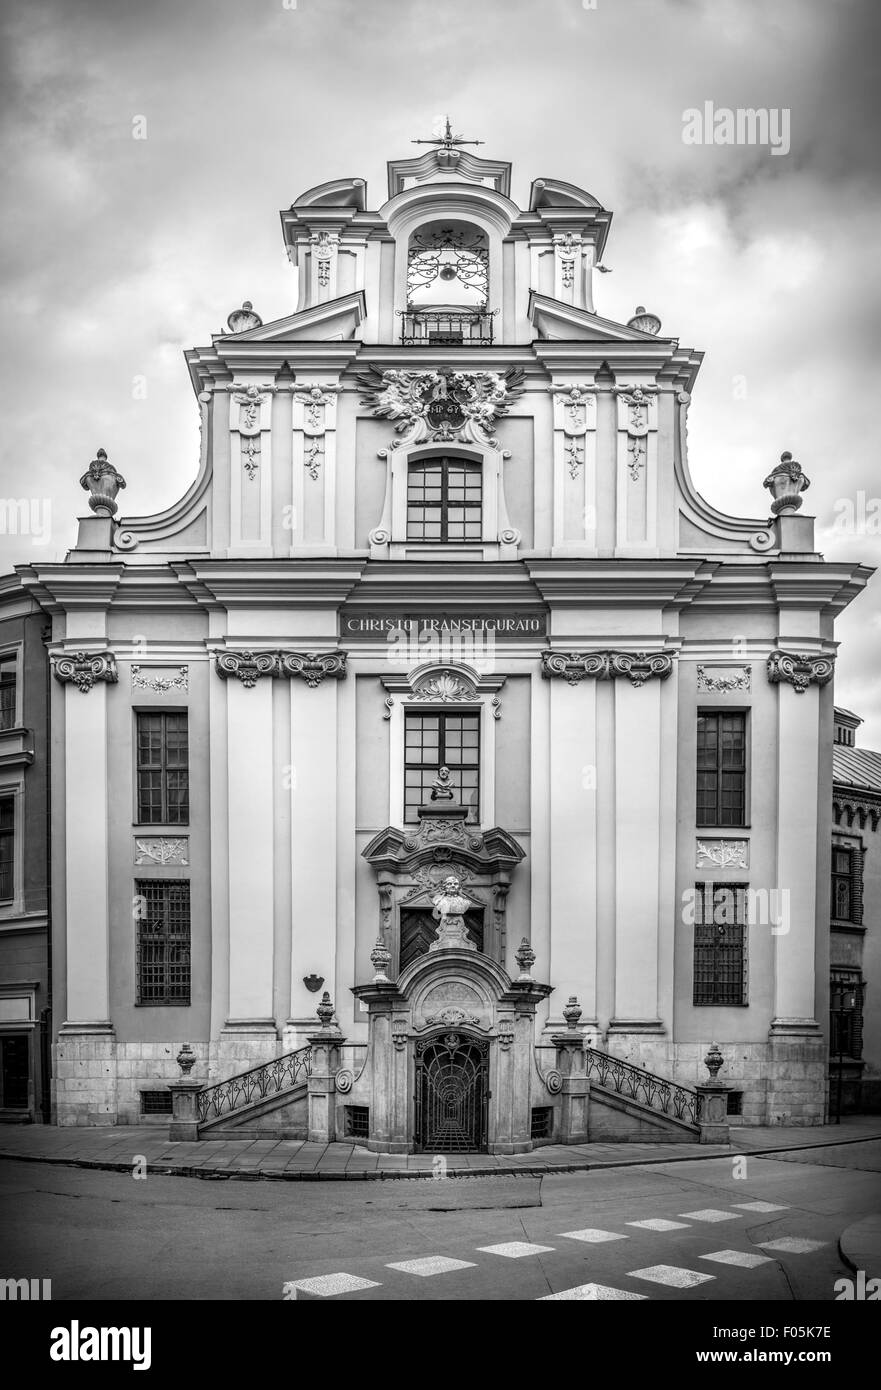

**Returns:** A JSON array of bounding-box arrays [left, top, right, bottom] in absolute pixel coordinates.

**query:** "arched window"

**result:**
[[407, 456, 483, 542], [406, 220, 488, 308]]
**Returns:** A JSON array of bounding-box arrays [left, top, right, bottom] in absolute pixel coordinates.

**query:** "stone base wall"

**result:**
[[603, 1033, 827, 1126], [53, 1028, 831, 1128]]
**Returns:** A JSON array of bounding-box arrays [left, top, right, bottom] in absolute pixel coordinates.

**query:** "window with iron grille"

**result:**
[[135, 880, 191, 1005], [404, 710, 480, 824], [140, 1090, 173, 1115], [0, 656, 16, 731], [696, 712, 747, 827], [345, 1105, 369, 1139], [136, 712, 189, 825], [0, 795, 13, 903], [831, 845, 855, 922], [693, 882, 748, 1006], [726, 1091, 743, 1117], [530, 1107, 553, 1140], [406, 457, 482, 543], [830, 971, 863, 1059]]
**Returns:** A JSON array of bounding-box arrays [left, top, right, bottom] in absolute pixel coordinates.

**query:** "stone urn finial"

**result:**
[[563, 996, 583, 1029], [80, 448, 126, 517], [704, 1041, 724, 1080], [763, 451, 810, 516], [627, 305, 662, 335], [370, 937, 392, 984], [514, 937, 536, 982], [316, 991, 335, 1028], [226, 300, 263, 334], [176, 1042, 196, 1076]]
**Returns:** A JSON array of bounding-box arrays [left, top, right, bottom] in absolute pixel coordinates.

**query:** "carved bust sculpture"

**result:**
[[429, 874, 476, 951], [431, 874, 471, 921], [430, 765, 455, 801]]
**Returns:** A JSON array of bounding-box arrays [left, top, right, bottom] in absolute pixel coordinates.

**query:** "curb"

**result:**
[[838, 1214, 881, 1283], [0, 1130, 878, 1183]]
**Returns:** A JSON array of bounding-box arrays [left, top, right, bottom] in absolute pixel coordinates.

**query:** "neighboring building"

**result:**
[[831, 706, 881, 1114], [13, 130, 875, 1145], [0, 576, 50, 1122]]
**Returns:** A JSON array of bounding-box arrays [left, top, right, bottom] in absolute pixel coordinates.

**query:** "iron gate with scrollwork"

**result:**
[[414, 1034, 489, 1153]]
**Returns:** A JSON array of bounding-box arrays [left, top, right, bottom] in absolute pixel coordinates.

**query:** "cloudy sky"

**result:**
[[1, 0, 879, 738]]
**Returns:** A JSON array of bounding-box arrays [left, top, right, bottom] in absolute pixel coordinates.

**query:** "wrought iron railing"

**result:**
[[585, 1048, 698, 1126], [197, 1046, 313, 1124], [399, 309, 496, 345]]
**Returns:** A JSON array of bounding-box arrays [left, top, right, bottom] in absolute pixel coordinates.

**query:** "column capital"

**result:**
[[214, 649, 348, 687], [51, 649, 118, 693], [541, 648, 674, 687], [767, 649, 835, 693]]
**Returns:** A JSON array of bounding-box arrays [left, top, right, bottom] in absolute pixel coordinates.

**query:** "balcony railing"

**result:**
[[399, 309, 496, 346]]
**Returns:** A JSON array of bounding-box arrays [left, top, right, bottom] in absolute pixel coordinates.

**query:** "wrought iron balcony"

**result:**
[[399, 308, 496, 346]]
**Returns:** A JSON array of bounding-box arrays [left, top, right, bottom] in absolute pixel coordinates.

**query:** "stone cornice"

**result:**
[[214, 649, 348, 687], [51, 649, 118, 693], [175, 560, 366, 609], [766, 649, 836, 693], [542, 649, 674, 687], [526, 559, 716, 608], [767, 563, 875, 614], [16, 563, 125, 614]]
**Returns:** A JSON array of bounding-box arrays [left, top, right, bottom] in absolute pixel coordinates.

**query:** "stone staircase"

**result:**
[[583, 1047, 701, 1142], [196, 1046, 313, 1138]]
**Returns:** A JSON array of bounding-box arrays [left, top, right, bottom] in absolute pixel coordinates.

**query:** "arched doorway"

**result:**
[[414, 1033, 489, 1153]]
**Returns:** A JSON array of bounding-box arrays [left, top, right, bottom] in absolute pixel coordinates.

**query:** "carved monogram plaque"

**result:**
[[418, 981, 487, 1027], [695, 838, 749, 870], [135, 837, 190, 866]]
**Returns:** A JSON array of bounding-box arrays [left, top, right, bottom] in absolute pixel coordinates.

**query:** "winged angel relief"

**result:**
[[356, 367, 525, 454]]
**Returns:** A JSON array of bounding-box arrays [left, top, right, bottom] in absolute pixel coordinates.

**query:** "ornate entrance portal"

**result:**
[[415, 1034, 489, 1152]]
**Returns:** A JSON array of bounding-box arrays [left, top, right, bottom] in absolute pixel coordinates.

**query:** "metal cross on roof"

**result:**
[[411, 116, 484, 150]]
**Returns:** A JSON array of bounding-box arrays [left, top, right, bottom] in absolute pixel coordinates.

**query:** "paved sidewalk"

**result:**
[[0, 1114, 878, 1182]]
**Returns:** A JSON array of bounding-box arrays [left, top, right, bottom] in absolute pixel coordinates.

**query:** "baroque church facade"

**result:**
[[15, 130, 874, 1148]]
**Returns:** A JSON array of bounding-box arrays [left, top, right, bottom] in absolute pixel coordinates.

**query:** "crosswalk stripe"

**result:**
[[386, 1256, 477, 1276], [539, 1283, 648, 1300], [558, 1228, 629, 1242], [678, 1209, 740, 1222], [629, 1264, 716, 1288], [758, 1237, 828, 1254], [699, 1250, 775, 1268], [477, 1241, 555, 1258], [732, 1201, 790, 1213], [284, 1273, 381, 1297], [627, 1218, 691, 1231]]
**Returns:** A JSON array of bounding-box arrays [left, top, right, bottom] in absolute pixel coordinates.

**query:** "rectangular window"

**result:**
[[530, 1107, 553, 1140], [136, 712, 189, 825], [0, 795, 13, 903], [0, 656, 16, 731], [344, 1105, 369, 1139], [696, 712, 746, 827], [140, 1090, 173, 1115], [830, 973, 863, 1059], [404, 710, 480, 824], [406, 457, 482, 542], [0, 1034, 29, 1109], [693, 881, 748, 1006], [135, 880, 191, 1005], [831, 846, 854, 921]]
